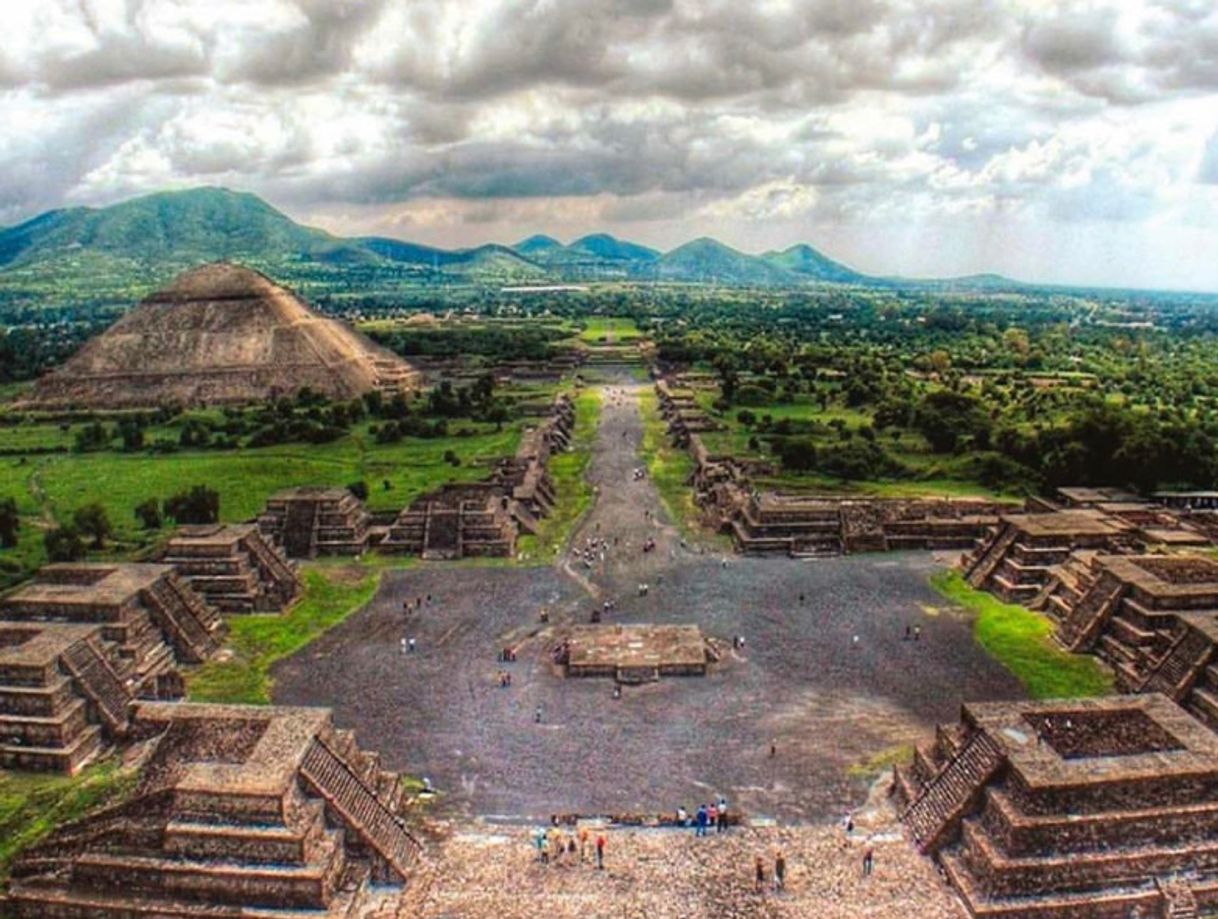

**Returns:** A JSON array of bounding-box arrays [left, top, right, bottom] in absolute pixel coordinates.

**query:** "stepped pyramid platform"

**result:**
[[558, 624, 713, 682], [4, 702, 421, 918], [23, 262, 421, 409], [381, 483, 519, 559], [960, 510, 1134, 604], [257, 487, 371, 559], [1045, 554, 1218, 731], [895, 695, 1218, 918], [730, 492, 1011, 557], [160, 524, 300, 614], [0, 623, 133, 773], [0, 564, 226, 700]]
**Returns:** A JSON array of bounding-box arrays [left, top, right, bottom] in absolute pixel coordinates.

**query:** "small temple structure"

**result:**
[[896, 694, 1218, 917], [4, 702, 420, 917], [159, 523, 300, 613]]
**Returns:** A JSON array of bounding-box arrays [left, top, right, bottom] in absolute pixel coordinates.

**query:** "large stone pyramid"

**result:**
[[26, 262, 421, 408]]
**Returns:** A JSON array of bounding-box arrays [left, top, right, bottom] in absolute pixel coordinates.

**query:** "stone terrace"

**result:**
[[257, 486, 372, 559], [3, 701, 421, 918], [560, 623, 713, 680], [159, 523, 300, 614], [895, 694, 1218, 918], [960, 510, 1134, 604], [1046, 553, 1218, 734], [0, 563, 226, 701], [0, 622, 133, 773]]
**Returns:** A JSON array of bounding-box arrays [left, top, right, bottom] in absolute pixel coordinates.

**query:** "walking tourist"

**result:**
[[695, 804, 708, 836], [862, 846, 874, 876], [534, 705, 543, 723], [717, 797, 728, 833], [407, 637, 416, 653], [754, 854, 766, 892], [595, 834, 606, 869], [579, 827, 589, 862], [774, 850, 786, 891]]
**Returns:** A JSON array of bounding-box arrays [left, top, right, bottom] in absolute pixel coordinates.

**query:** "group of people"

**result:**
[[573, 532, 613, 570], [533, 825, 607, 870], [678, 796, 730, 835]]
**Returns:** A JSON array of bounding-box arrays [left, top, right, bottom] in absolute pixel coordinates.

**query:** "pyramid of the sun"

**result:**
[[26, 262, 421, 408]]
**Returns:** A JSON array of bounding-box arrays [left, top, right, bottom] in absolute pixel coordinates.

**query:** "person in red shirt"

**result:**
[[595, 834, 606, 870]]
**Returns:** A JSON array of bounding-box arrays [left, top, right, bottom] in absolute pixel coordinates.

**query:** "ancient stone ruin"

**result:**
[[382, 483, 519, 559], [0, 563, 227, 772], [557, 624, 715, 682], [23, 262, 421, 409], [961, 510, 1135, 604], [258, 394, 575, 561], [0, 623, 133, 774], [1045, 554, 1218, 730], [159, 523, 301, 614], [4, 701, 420, 917], [731, 492, 1012, 556], [896, 694, 1218, 918], [654, 376, 1020, 557], [0, 563, 226, 694], [257, 486, 372, 559]]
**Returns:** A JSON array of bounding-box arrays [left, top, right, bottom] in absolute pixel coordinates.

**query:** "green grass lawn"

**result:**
[[0, 759, 137, 881], [579, 317, 642, 343], [0, 421, 525, 577], [517, 389, 601, 563], [929, 569, 1113, 699], [186, 563, 382, 704], [638, 388, 729, 549]]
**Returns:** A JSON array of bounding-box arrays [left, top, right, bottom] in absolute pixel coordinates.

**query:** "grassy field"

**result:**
[[517, 389, 601, 562], [930, 570, 1114, 699], [0, 420, 525, 575], [579, 317, 642, 343], [638, 388, 729, 548], [692, 387, 1017, 500], [187, 562, 383, 704], [0, 759, 137, 881]]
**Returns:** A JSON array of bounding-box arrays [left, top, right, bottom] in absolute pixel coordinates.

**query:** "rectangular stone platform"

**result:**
[[564, 624, 709, 681], [896, 694, 1218, 918], [5, 701, 421, 917]]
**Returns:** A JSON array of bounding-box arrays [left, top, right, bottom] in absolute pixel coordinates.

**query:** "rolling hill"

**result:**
[[0, 186, 1031, 316]]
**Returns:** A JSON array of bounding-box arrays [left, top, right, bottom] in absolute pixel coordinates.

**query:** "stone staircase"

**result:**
[[60, 640, 131, 734], [283, 499, 320, 558], [299, 737, 420, 882], [965, 525, 1016, 589], [142, 577, 223, 664], [1158, 877, 1199, 919], [1143, 629, 1214, 702], [902, 731, 1005, 854], [1060, 571, 1127, 652]]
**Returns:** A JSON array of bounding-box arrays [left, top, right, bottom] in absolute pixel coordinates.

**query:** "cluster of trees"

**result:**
[[36, 485, 221, 562]]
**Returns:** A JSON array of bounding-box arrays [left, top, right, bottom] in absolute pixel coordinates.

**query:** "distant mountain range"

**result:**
[[0, 187, 1032, 311]]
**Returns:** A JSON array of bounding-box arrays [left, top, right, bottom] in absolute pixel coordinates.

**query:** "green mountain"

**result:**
[[761, 243, 865, 284], [512, 234, 564, 256], [5, 186, 1028, 317], [0, 186, 366, 269], [360, 237, 543, 279], [566, 233, 659, 264], [655, 237, 797, 286]]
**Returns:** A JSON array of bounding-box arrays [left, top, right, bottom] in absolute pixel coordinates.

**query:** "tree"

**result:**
[[44, 526, 85, 562], [134, 499, 163, 530], [73, 421, 111, 453], [0, 497, 18, 548], [73, 503, 113, 549], [164, 486, 220, 525]]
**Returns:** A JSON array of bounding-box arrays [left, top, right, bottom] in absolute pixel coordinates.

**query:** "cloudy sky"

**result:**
[[3, 0, 1218, 290]]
